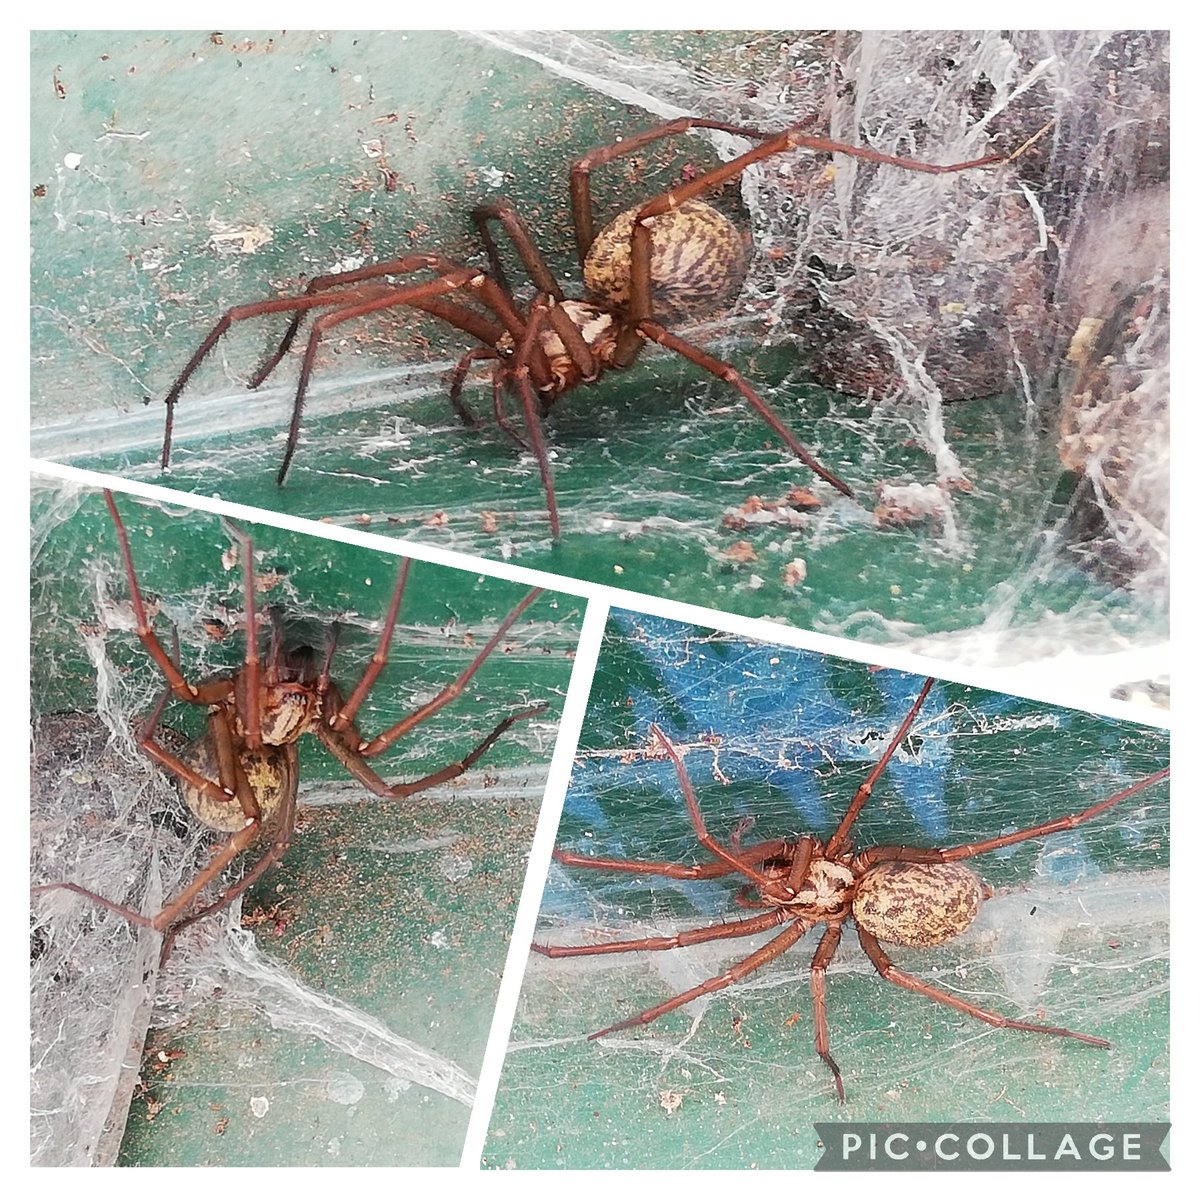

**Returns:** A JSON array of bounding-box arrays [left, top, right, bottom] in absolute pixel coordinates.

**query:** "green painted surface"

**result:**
[[29, 30, 1164, 667], [30, 478, 581, 1166], [483, 616, 1169, 1169]]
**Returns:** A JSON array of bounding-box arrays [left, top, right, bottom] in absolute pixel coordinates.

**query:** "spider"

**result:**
[[33, 490, 546, 965], [156, 117, 1007, 536], [532, 677, 1170, 1101]]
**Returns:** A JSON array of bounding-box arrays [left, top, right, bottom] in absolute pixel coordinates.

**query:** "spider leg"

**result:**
[[326, 556, 413, 732], [623, 123, 1002, 328], [246, 253, 506, 388], [568, 116, 788, 265], [32, 772, 266, 964], [218, 516, 264, 749], [274, 269, 550, 485], [448, 346, 498, 427], [314, 693, 547, 799], [104, 491, 206, 702], [856, 927, 1110, 1048], [333, 583, 542, 757], [824, 676, 935, 857], [636, 323, 855, 498], [472, 202, 565, 300], [156, 779, 299, 966], [857, 765, 1170, 869], [160, 283, 411, 468], [551, 837, 793, 880], [809, 923, 846, 1102], [491, 370, 531, 450], [532, 907, 789, 958], [509, 295, 562, 537], [274, 269, 480, 484], [649, 723, 784, 890], [589, 918, 810, 1039]]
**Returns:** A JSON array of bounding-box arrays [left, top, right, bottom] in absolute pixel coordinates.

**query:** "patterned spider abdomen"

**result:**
[[180, 737, 297, 833], [852, 861, 986, 948], [584, 199, 747, 321]]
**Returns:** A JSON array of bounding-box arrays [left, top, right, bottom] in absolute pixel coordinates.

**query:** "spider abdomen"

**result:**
[[584, 199, 747, 321], [180, 737, 297, 833], [852, 861, 986, 948]]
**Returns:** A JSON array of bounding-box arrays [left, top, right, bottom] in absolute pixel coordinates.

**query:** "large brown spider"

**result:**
[[33, 490, 546, 964], [532, 677, 1170, 1101], [157, 117, 1006, 536]]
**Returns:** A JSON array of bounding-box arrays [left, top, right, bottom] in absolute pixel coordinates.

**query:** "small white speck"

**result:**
[[250, 1096, 269, 1118], [63, 152, 83, 170], [325, 1073, 365, 1105]]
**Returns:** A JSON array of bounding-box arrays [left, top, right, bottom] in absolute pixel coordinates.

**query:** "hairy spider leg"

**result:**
[[218, 515, 263, 749], [637, 322, 855, 497], [103, 490, 199, 702], [246, 253, 513, 388], [328, 555, 414, 728], [534, 908, 790, 961], [508, 296, 564, 537], [589, 919, 811, 1040], [104, 492, 243, 807], [316, 695, 548, 799], [472, 201, 565, 300], [824, 675, 935, 857], [809, 923, 847, 1101], [156, 780, 298, 966], [328, 570, 543, 755], [492, 292, 602, 464], [448, 345, 500, 427], [273, 268, 544, 485], [32, 809, 264, 968], [857, 765, 1171, 868], [649, 723, 782, 889], [549, 838, 794, 880], [567, 116, 794, 266], [159, 255, 550, 475], [490, 366, 530, 449], [855, 927, 1111, 1049]]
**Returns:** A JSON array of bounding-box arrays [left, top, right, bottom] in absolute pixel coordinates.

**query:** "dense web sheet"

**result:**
[[29, 31, 1167, 695], [29, 479, 576, 1166], [484, 614, 1169, 1168]]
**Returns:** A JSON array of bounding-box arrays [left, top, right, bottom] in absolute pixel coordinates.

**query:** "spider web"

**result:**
[[486, 614, 1169, 1169], [29, 476, 574, 1166]]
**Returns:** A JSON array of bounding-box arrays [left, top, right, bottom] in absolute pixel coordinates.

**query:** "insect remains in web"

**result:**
[[532, 678, 1169, 1102], [32, 490, 546, 965], [155, 116, 1012, 537]]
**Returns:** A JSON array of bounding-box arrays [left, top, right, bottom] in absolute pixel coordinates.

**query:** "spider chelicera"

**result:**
[[157, 117, 1007, 536], [532, 677, 1170, 1101], [33, 490, 546, 964]]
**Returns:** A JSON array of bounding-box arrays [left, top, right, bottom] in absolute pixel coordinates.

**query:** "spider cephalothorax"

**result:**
[[156, 117, 1008, 536], [533, 681, 1170, 1101], [32, 490, 546, 964]]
